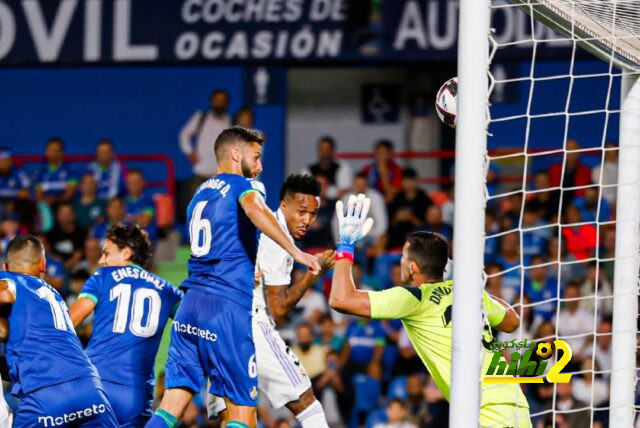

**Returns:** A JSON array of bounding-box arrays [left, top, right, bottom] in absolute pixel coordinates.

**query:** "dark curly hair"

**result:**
[[279, 174, 321, 201], [105, 224, 153, 268]]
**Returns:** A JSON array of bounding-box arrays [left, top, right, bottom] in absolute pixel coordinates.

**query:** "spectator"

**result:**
[[421, 205, 452, 243], [573, 186, 611, 223], [0, 147, 30, 200], [233, 106, 254, 128], [296, 287, 328, 331], [46, 202, 87, 271], [556, 282, 595, 359], [301, 173, 336, 250], [373, 399, 417, 428], [525, 255, 557, 322], [35, 137, 78, 205], [75, 237, 102, 275], [91, 197, 128, 244], [314, 351, 345, 427], [0, 214, 19, 257], [490, 232, 521, 303], [361, 139, 403, 202], [526, 171, 561, 222], [549, 139, 592, 203], [405, 374, 431, 427], [485, 263, 504, 300], [547, 235, 587, 286], [292, 323, 328, 383], [592, 142, 618, 205], [341, 318, 385, 381], [315, 314, 344, 352], [554, 382, 591, 428], [586, 319, 612, 376], [562, 204, 597, 260], [36, 233, 65, 291], [303, 136, 353, 200], [578, 262, 612, 316], [125, 169, 157, 241], [179, 89, 232, 187], [441, 184, 454, 227], [571, 358, 609, 406], [521, 206, 550, 265], [73, 173, 106, 231], [386, 167, 431, 242], [338, 173, 388, 250], [86, 139, 127, 200], [484, 209, 500, 262]]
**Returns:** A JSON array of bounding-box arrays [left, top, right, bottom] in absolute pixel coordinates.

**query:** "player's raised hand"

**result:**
[[295, 251, 321, 275], [336, 193, 375, 249]]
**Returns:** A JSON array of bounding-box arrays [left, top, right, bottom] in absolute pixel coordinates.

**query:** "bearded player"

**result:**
[[209, 174, 334, 427], [147, 128, 320, 428], [329, 194, 531, 427]]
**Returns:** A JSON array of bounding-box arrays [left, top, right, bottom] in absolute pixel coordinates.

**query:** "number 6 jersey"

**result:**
[[79, 265, 183, 388], [0, 272, 99, 396]]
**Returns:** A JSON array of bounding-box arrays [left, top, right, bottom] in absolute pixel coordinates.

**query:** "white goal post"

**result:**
[[451, 1, 640, 427]]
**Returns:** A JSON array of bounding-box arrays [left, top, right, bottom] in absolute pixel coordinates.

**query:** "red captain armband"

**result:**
[[335, 244, 355, 263]]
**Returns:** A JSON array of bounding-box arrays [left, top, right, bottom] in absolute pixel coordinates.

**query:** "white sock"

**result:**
[[296, 400, 328, 428]]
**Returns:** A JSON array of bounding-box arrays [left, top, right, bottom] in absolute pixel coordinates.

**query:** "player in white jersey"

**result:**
[[209, 174, 334, 427]]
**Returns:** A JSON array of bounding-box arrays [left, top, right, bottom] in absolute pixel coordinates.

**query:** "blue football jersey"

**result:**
[[0, 272, 99, 396], [79, 265, 183, 387], [182, 173, 265, 310], [35, 163, 78, 197], [0, 167, 30, 198]]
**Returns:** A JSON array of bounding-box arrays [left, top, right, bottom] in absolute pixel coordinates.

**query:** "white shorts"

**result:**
[[208, 314, 312, 416]]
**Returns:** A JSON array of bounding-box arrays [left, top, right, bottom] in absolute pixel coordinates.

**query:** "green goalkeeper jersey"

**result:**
[[368, 280, 529, 409]]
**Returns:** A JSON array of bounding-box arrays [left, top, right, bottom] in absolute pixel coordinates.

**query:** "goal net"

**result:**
[[451, 0, 640, 427]]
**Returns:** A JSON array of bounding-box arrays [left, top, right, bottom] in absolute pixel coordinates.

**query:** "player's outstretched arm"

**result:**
[[329, 194, 375, 317], [240, 191, 320, 274], [69, 297, 96, 327], [329, 258, 372, 317], [266, 249, 335, 318]]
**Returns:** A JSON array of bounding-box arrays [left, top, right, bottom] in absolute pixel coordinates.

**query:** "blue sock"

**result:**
[[227, 421, 249, 428], [145, 409, 178, 428]]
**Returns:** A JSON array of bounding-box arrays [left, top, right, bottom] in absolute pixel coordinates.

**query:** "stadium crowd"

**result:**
[[0, 129, 622, 427]]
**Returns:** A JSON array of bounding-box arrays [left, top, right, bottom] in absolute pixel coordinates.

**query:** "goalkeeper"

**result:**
[[329, 194, 531, 427]]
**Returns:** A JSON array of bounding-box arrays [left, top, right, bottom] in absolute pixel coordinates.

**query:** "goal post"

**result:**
[[451, 1, 640, 427], [610, 72, 640, 427], [450, 0, 491, 427]]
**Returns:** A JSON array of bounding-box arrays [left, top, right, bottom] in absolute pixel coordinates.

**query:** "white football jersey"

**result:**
[[253, 209, 295, 320]]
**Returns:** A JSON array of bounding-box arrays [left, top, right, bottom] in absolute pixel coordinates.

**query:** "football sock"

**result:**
[[296, 400, 328, 428], [145, 408, 178, 428], [226, 421, 249, 428]]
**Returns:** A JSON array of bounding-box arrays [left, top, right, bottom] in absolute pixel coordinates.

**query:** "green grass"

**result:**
[[154, 247, 190, 379]]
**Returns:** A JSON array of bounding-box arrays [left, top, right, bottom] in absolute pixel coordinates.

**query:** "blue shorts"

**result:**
[[14, 376, 118, 428], [102, 380, 152, 427], [165, 289, 257, 407]]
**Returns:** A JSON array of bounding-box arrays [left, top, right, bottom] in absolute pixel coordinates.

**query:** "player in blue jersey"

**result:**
[[69, 224, 183, 427], [0, 235, 119, 427], [147, 127, 320, 428]]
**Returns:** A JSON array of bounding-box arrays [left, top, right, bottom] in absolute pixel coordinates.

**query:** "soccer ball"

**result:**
[[435, 77, 458, 128]]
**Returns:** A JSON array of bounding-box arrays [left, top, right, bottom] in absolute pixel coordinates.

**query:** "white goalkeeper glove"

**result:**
[[335, 193, 375, 261]]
